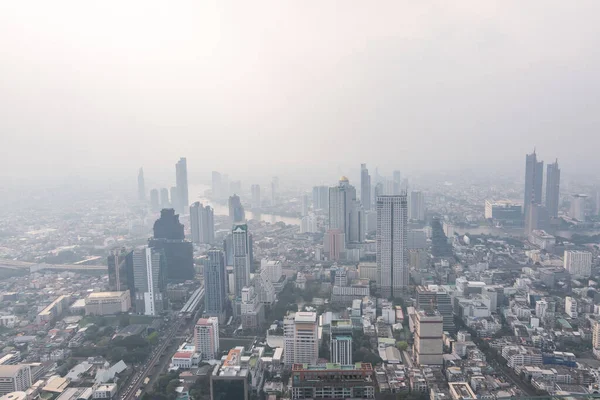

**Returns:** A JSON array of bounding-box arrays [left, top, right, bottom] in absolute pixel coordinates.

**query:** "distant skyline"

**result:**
[[2, 1, 600, 185]]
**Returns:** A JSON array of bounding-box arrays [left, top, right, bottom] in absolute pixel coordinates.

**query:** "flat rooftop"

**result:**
[[295, 312, 316, 323], [88, 291, 126, 298]]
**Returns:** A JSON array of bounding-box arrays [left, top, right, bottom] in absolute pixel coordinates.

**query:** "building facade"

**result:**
[[204, 249, 227, 323], [194, 317, 219, 360], [85, 291, 131, 316], [376, 195, 408, 298], [190, 202, 215, 245], [284, 312, 318, 365], [545, 160, 560, 218], [175, 157, 189, 214], [232, 224, 251, 298], [413, 310, 443, 366], [132, 247, 167, 316], [291, 363, 375, 400], [564, 250, 592, 277]]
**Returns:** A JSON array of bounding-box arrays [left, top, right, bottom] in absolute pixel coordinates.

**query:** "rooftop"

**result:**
[[87, 291, 127, 298], [292, 363, 373, 372], [295, 312, 316, 323]]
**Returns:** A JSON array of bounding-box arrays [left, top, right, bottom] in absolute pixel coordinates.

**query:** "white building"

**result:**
[[376, 195, 408, 298], [409, 191, 425, 221], [564, 250, 592, 278], [0, 316, 17, 328], [171, 352, 194, 369], [535, 300, 549, 319], [382, 307, 395, 324], [251, 184, 261, 209], [570, 194, 588, 221], [329, 177, 364, 244], [255, 269, 276, 305], [93, 384, 117, 399], [0, 365, 31, 395], [565, 297, 578, 318], [194, 317, 219, 360], [133, 247, 166, 316], [85, 291, 131, 316], [284, 312, 318, 365], [189, 202, 215, 245], [529, 230, 556, 251], [300, 214, 317, 234], [232, 224, 251, 297], [413, 310, 443, 365]]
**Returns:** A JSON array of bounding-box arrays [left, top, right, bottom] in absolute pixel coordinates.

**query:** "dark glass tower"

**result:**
[[546, 159, 560, 218], [149, 209, 194, 281], [204, 249, 227, 323]]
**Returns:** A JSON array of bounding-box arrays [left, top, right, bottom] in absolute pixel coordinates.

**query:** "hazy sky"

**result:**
[[1, 1, 599, 186]]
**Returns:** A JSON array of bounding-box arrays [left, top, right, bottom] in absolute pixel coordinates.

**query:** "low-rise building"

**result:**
[[85, 292, 131, 316], [291, 363, 375, 400]]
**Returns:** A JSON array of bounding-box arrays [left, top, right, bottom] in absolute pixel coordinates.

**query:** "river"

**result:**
[[189, 184, 301, 226]]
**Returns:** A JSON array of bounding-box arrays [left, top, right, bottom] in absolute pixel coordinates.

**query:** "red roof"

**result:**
[[173, 352, 193, 359]]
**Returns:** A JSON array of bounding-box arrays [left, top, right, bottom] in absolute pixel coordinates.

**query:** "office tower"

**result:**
[[545, 159, 560, 218], [240, 286, 264, 330], [160, 188, 170, 208], [255, 268, 276, 305], [190, 202, 215, 245], [222, 174, 230, 197], [0, 365, 32, 395], [284, 312, 318, 365], [570, 194, 588, 221], [330, 319, 353, 365], [170, 186, 178, 213], [137, 168, 145, 201], [376, 195, 408, 298], [150, 209, 194, 281], [524, 150, 544, 222], [329, 177, 362, 244], [593, 321, 600, 350], [194, 317, 219, 360], [300, 214, 317, 234], [175, 157, 189, 214], [153, 209, 184, 240], [565, 296, 578, 318], [393, 170, 401, 195], [302, 194, 309, 216], [290, 363, 375, 400], [564, 250, 592, 278], [324, 229, 345, 261], [107, 248, 135, 304], [251, 184, 261, 209], [212, 171, 222, 200], [361, 164, 371, 211], [413, 310, 443, 365], [232, 224, 251, 297], [374, 182, 384, 199], [312, 186, 329, 210], [228, 194, 245, 225], [132, 246, 167, 316], [271, 177, 279, 205], [416, 285, 455, 334], [409, 191, 425, 221], [150, 189, 160, 211], [204, 249, 227, 322]]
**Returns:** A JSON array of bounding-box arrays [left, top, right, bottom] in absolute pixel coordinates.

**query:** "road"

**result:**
[[120, 318, 184, 400]]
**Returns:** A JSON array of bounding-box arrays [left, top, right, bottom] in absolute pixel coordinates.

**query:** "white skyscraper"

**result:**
[[232, 224, 251, 297], [190, 202, 215, 245], [376, 195, 408, 298], [564, 250, 592, 277], [409, 191, 425, 221], [300, 214, 317, 234], [194, 317, 219, 360], [284, 312, 318, 365], [251, 184, 261, 209], [132, 247, 166, 316]]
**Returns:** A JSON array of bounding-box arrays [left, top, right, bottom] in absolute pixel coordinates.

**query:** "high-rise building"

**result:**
[[290, 363, 375, 400], [175, 157, 189, 214], [230, 180, 242, 195], [194, 317, 219, 360], [570, 194, 588, 221], [545, 159, 560, 218], [330, 319, 353, 365], [565, 296, 578, 318], [416, 285, 455, 334], [413, 310, 443, 365], [228, 194, 245, 225], [222, 174, 230, 197], [312, 186, 329, 210], [329, 177, 363, 244], [160, 188, 170, 208], [251, 184, 261, 209], [393, 170, 401, 195], [524, 150, 544, 223], [302, 194, 309, 217], [240, 286, 264, 331], [107, 248, 135, 305], [271, 177, 279, 205], [376, 195, 408, 298], [132, 247, 167, 316], [232, 224, 251, 297], [284, 312, 318, 365], [204, 249, 227, 323], [212, 171, 222, 200], [324, 229, 345, 261], [361, 164, 371, 211], [0, 365, 32, 395], [170, 186, 178, 213], [564, 250, 592, 278], [374, 182, 384, 199], [593, 321, 600, 350], [409, 191, 425, 221], [150, 189, 160, 211], [300, 214, 317, 234], [150, 209, 194, 281], [190, 202, 215, 245], [137, 168, 145, 201]]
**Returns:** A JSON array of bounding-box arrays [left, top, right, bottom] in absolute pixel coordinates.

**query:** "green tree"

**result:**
[[147, 331, 159, 346], [396, 341, 408, 351]]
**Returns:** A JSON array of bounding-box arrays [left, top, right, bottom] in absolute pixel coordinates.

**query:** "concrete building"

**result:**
[[300, 214, 317, 234], [545, 160, 560, 218], [36, 295, 70, 325], [175, 157, 189, 214], [190, 202, 215, 245], [361, 164, 371, 211], [358, 262, 377, 281], [409, 191, 425, 221], [251, 184, 261, 209], [565, 297, 578, 318], [413, 310, 443, 366], [329, 177, 364, 244], [484, 200, 522, 223], [255, 268, 276, 305], [523, 150, 544, 225], [416, 285, 455, 334], [330, 320, 353, 365], [284, 312, 318, 365], [312, 186, 329, 210], [137, 168, 145, 202], [529, 230, 555, 251], [324, 229, 345, 262], [570, 194, 588, 221], [0, 366, 31, 396], [564, 250, 592, 278], [593, 321, 600, 350], [232, 224, 251, 298], [204, 249, 227, 323], [85, 291, 131, 316], [93, 384, 117, 399], [376, 195, 408, 298], [290, 363, 375, 400], [194, 317, 219, 360], [448, 382, 476, 400], [210, 347, 249, 400], [132, 246, 167, 316], [240, 286, 264, 331], [149, 189, 159, 211], [228, 195, 245, 225]]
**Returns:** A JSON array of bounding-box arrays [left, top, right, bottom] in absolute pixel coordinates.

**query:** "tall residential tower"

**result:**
[[376, 195, 408, 298]]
